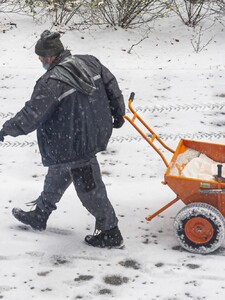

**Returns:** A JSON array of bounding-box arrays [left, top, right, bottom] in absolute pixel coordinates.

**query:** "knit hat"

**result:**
[[35, 30, 64, 57]]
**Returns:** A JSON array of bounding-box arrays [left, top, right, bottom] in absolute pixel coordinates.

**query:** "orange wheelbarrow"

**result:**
[[124, 92, 225, 254]]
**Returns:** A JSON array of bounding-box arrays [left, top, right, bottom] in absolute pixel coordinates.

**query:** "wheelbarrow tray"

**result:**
[[165, 139, 225, 217]]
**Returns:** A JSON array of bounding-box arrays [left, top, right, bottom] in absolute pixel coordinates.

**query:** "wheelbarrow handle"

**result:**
[[124, 92, 175, 167], [129, 92, 135, 101]]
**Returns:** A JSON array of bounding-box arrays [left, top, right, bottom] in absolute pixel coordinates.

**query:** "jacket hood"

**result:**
[[49, 50, 96, 95]]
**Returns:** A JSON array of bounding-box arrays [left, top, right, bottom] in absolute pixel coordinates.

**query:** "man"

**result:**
[[0, 30, 125, 248]]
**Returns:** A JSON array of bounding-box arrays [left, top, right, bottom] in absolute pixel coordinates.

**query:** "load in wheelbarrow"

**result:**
[[124, 92, 225, 254]]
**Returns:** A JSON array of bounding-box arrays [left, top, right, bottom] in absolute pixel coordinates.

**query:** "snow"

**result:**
[[170, 149, 225, 180], [1, 13, 225, 300], [170, 148, 200, 176], [180, 152, 225, 180]]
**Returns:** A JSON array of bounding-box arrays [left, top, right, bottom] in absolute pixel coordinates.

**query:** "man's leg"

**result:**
[[71, 156, 118, 231], [36, 165, 73, 214], [12, 165, 72, 230], [70, 156, 123, 248]]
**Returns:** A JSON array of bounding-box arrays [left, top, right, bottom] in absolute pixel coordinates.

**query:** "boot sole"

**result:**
[[85, 239, 125, 249]]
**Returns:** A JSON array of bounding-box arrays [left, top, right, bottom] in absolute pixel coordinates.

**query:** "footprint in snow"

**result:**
[[104, 275, 129, 286]]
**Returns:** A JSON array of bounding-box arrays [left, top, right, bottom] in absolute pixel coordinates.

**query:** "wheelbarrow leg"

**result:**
[[145, 196, 180, 221]]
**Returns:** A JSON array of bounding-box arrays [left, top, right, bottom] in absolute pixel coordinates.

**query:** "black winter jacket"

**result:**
[[2, 51, 125, 166]]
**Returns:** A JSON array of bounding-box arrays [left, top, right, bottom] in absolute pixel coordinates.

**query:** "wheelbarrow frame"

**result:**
[[123, 93, 225, 220]]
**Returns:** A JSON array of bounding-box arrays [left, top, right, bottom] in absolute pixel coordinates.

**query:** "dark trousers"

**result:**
[[36, 156, 118, 231]]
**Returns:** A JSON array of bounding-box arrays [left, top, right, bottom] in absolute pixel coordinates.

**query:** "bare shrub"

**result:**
[[22, 1, 82, 26], [170, 0, 218, 27], [79, 0, 168, 29], [22, 0, 169, 29], [190, 24, 214, 52], [0, 0, 29, 13]]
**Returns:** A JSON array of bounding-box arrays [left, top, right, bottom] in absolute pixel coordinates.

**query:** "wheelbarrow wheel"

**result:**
[[174, 202, 225, 254]]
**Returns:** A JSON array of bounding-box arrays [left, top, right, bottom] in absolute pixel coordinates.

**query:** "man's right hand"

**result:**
[[0, 130, 6, 142]]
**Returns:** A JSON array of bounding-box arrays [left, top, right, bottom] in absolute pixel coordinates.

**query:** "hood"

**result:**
[[49, 52, 96, 95]]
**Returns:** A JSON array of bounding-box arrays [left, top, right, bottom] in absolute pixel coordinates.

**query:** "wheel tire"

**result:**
[[174, 203, 225, 254]]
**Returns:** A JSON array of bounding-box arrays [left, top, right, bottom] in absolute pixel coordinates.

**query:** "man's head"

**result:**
[[35, 30, 64, 69], [35, 30, 64, 57]]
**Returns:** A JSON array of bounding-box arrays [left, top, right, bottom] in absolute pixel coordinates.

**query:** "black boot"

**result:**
[[85, 226, 123, 248], [12, 206, 50, 231]]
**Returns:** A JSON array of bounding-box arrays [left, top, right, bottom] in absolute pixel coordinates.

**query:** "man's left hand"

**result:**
[[113, 116, 125, 129]]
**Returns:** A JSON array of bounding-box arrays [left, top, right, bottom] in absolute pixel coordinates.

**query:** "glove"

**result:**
[[0, 130, 6, 142], [113, 116, 125, 129]]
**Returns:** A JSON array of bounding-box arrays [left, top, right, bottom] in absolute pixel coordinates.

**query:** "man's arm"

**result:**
[[101, 64, 125, 118], [1, 82, 58, 137]]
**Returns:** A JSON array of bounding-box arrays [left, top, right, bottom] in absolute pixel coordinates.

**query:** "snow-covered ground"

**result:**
[[1, 13, 225, 300]]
